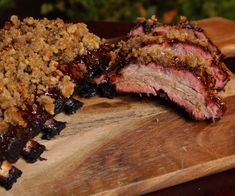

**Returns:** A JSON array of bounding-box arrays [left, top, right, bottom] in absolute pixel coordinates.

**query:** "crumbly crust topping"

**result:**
[[0, 16, 101, 128], [114, 35, 210, 69], [132, 16, 221, 59]]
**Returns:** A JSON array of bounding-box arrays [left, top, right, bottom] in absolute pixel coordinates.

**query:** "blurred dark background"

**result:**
[[1, 0, 235, 25]]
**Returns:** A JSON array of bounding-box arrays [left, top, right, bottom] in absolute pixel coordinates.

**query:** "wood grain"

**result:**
[[1, 17, 235, 196]]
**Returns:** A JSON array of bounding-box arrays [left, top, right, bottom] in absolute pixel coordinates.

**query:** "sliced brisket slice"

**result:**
[[110, 62, 225, 120], [128, 16, 229, 89]]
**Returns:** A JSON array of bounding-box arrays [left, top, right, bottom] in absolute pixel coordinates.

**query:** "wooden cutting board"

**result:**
[[1, 17, 235, 196]]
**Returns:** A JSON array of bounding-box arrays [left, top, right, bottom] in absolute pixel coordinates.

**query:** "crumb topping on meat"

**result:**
[[0, 15, 101, 128]]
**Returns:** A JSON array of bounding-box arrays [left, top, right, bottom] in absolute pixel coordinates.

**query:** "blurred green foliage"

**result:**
[[0, 0, 15, 14], [1, 0, 235, 21], [178, 0, 235, 20], [40, 0, 235, 21], [41, 0, 154, 21]]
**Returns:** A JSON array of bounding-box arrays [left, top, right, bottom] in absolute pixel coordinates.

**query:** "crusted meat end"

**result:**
[[105, 16, 229, 121]]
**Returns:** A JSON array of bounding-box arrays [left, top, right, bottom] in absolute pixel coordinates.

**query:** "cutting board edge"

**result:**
[[95, 154, 235, 196], [197, 16, 232, 23]]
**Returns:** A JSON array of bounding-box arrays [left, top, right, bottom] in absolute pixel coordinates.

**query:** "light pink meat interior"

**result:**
[[111, 63, 223, 120]]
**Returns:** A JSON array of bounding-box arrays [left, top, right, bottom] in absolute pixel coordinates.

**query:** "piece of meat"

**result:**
[[0, 105, 50, 164], [127, 17, 229, 90], [0, 125, 30, 164], [0, 95, 82, 165], [21, 139, 46, 163], [0, 161, 22, 190], [41, 118, 66, 140], [105, 16, 228, 121], [63, 98, 84, 115], [110, 62, 225, 120], [58, 43, 113, 98]]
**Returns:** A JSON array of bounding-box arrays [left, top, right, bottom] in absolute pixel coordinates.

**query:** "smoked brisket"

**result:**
[[0, 15, 230, 190], [105, 16, 228, 120]]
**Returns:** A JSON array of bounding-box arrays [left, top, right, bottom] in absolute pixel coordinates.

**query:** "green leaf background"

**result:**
[[1, 0, 235, 21]]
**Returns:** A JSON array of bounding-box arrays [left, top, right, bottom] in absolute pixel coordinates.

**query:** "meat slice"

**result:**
[[106, 16, 228, 121], [127, 17, 229, 90], [110, 62, 225, 120]]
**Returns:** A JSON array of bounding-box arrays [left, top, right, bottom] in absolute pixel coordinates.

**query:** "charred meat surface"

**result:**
[[59, 44, 114, 98], [21, 140, 46, 163], [0, 161, 22, 190], [64, 98, 84, 115], [98, 83, 117, 98], [41, 119, 66, 140], [75, 79, 98, 98]]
